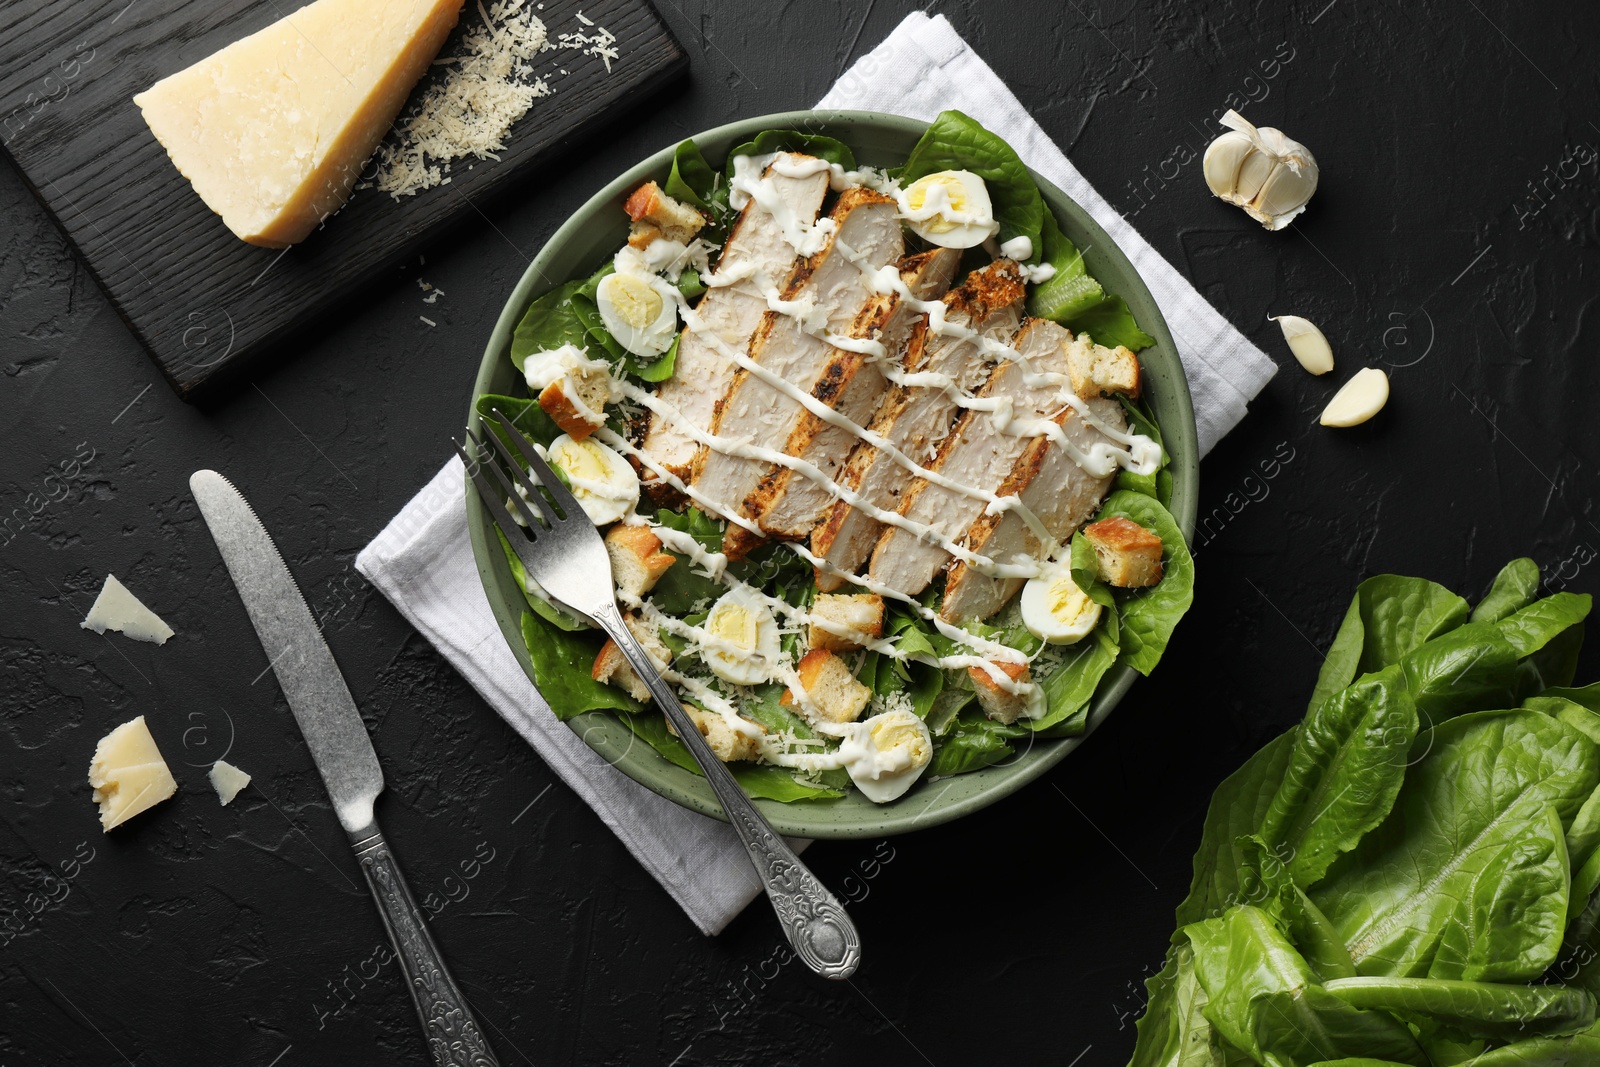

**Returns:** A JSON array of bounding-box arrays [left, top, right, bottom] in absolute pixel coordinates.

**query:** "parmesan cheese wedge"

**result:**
[[132, 0, 467, 247], [80, 574, 175, 645], [208, 760, 252, 806], [89, 717, 178, 832]]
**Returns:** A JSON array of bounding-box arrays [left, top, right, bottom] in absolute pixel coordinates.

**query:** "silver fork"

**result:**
[[458, 409, 860, 980]]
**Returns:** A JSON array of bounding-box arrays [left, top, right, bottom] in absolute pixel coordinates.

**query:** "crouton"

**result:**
[[1066, 335, 1141, 399], [537, 366, 612, 441], [591, 615, 673, 703], [605, 525, 676, 599], [667, 704, 765, 762], [1083, 516, 1164, 588], [807, 593, 885, 652], [781, 649, 872, 724], [624, 181, 706, 249], [968, 659, 1042, 725]]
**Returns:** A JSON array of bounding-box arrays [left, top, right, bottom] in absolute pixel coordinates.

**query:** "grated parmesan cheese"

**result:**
[[558, 20, 619, 72], [870, 688, 916, 720], [366, 0, 555, 198]]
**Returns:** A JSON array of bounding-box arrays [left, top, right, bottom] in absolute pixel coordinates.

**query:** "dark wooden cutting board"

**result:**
[[0, 0, 684, 400]]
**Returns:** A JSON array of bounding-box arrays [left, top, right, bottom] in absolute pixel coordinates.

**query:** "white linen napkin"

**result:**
[[356, 10, 1276, 937]]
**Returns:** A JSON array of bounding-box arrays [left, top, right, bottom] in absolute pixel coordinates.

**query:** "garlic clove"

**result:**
[[1203, 131, 1255, 200], [1232, 152, 1278, 206], [1250, 161, 1318, 230], [1319, 368, 1389, 427], [1267, 314, 1334, 375]]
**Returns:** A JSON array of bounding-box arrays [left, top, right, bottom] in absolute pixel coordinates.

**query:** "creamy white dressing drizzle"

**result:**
[[728, 153, 836, 257], [766, 154, 897, 195], [851, 255, 1158, 479], [589, 160, 1185, 737], [598, 426, 1031, 693], [614, 377, 1042, 579]]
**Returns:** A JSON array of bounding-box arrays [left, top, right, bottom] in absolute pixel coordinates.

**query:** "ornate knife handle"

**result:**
[[351, 828, 500, 1066], [594, 602, 861, 979]]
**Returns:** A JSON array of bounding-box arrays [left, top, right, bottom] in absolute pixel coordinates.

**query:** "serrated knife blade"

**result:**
[[189, 469, 382, 834], [189, 469, 499, 1067]]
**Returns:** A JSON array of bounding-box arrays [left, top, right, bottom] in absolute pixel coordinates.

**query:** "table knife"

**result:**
[[190, 470, 500, 1067]]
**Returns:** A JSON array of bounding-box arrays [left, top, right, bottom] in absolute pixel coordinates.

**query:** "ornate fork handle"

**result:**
[[593, 601, 861, 979], [352, 828, 500, 1065]]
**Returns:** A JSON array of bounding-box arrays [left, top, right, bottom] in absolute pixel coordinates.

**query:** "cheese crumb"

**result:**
[[209, 760, 252, 806], [368, 0, 555, 199], [81, 574, 175, 645]]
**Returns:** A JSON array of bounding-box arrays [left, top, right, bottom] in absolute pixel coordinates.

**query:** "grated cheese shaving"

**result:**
[[557, 21, 619, 72], [366, 0, 556, 199], [871, 688, 915, 720]]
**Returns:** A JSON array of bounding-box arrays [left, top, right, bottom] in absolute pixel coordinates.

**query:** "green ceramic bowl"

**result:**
[[467, 110, 1197, 839]]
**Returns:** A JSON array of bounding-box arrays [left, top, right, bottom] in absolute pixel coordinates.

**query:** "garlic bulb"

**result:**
[[1268, 314, 1334, 375], [1203, 110, 1319, 230], [1320, 368, 1389, 427]]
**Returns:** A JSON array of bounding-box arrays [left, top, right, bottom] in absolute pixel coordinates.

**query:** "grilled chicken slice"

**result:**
[[866, 318, 1076, 597], [692, 187, 905, 555], [637, 153, 830, 491], [811, 261, 1025, 590], [742, 247, 961, 547], [939, 396, 1126, 623]]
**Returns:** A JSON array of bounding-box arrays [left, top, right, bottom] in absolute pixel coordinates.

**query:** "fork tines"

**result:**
[[456, 410, 581, 538]]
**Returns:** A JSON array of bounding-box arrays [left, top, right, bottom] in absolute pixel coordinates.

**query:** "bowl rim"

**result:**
[[466, 108, 1198, 838]]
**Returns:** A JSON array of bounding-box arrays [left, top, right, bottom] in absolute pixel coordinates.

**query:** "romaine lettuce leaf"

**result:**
[[1447, 1022, 1600, 1066], [1323, 975, 1596, 1043], [927, 709, 1027, 775], [1027, 209, 1103, 320], [1234, 835, 1357, 980], [643, 509, 726, 615], [665, 137, 718, 209], [1311, 709, 1598, 982], [1096, 491, 1193, 676], [664, 138, 731, 241], [1114, 397, 1171, 503], [1308, 575, 1471, 717], [509, 279, 588, 371], [1185, 905, 1427, 1066], [863, 650, 943, 720], [1176, 729, 1299, 930], [1471, 557, 1542, 623], [519, 611, 635, 719], [1066, 295, 1157, 353], [475, 392, 562, 449], [1500, 592, 1593, 658], [1256, 666, 1418, 891], [1033, 616, 1119, 736]]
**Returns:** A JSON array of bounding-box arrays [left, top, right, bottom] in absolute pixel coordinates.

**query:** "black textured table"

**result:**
[[4, 2, 1597, 1063]]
